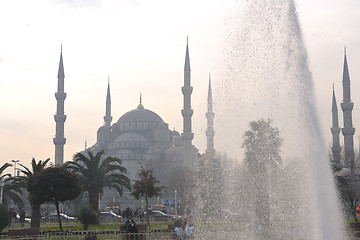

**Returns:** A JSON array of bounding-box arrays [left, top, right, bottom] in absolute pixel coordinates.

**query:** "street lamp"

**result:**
[[174, 190, 177, 217], [0, 179, 5, 204], [11, 160, 19, 177]]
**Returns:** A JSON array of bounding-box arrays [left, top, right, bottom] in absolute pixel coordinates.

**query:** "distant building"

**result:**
[[331, 48, 356, 176], [81, 40, 199, 190]]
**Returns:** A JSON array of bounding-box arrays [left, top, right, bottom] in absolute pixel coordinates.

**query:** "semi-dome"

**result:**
[[114, 133, 149, 143], [117, 108, 164, 124]]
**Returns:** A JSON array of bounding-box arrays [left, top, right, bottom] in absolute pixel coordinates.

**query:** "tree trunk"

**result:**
[[30, 203, 40, 228], [89, 191, 99, 212], [55, 201, 63, 232], [145, 196, 150, 230]]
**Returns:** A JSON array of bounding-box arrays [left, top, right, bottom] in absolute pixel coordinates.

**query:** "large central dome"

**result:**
[[117, 108, 164, 124]]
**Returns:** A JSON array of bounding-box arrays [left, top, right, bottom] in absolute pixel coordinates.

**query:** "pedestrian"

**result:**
[[185, 220, 194, 239], [138, 208, 144, 222], [174, 215, 184, 238], [124, 215, 138, 240], [20, 209, 26, 227], [9, 208, 13, 228]]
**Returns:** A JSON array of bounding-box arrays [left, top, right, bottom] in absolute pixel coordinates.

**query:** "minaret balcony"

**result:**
[[341, 101, 354, 111], [342, 127, 355, 135], [181, 109, 193, 117], [181, 86, 193, 94], [54, 115, 67, 122], [55, 92, 67, 100], [181, 132, 194, 141], [206, 112, 215, 118], [331, 127, 340, 134], [53, 137, 66, 145]]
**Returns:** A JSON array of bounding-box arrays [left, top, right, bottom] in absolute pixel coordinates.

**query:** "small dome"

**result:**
[[117, 108, 164, 124], [98, 125, 111, 132], [114, 133, 149, 143], [171, 130, 180, 137]]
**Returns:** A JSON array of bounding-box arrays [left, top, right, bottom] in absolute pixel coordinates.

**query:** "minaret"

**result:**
[[341, 47, 355, 175], [181, 37, 194, 162], [53, 47, 67, 166], [104, 77, 113, 127], [331, 85, 341, 167], [205, 74, 215, 157]]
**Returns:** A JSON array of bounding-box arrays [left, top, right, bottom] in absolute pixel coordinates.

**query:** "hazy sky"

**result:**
[[0, 0, 359, 172]]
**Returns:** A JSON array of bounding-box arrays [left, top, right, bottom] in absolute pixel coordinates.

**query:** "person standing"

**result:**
[[174, 216, 184, 238], [20, 209, 26, 227]]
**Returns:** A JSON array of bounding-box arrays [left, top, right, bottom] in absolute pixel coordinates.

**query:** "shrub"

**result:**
[[78, 204, 99, 230], [0, 204, 10, 232]]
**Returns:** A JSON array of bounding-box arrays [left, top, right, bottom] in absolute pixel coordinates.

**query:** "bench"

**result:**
[[120, 224, 147, 240], [8, 228, 40, 237], [348, 222, 360, 231]]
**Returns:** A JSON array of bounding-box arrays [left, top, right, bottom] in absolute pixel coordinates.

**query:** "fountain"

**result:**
[[193, 0, 347, 239]]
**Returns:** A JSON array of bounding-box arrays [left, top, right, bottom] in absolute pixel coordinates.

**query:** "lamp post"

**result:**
[[11, 160, 19, 177], [0, 179, 5, 204], [174, 190, 177, 217]]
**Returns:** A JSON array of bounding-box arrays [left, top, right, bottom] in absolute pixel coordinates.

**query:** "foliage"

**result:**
[[0, 163, 24, 208], [0, 204, 10, 232], [194, 154, 224, 218], [27, 166, 81, 231], [329, 151, 360, 221], [242, 119, 282, 237], [78, 204, 99, 230], [131, 168, 165, 229], [243, 119, 282, 172], [65, 150, 131, 211], [15, 158, 50, 228]]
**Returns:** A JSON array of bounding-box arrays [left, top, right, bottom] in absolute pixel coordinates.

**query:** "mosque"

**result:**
[[53, 41, 216, 207], [331, 48, 360, 178]]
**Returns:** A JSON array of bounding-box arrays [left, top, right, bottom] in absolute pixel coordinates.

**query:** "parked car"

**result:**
[[42, 213, 77, 222], [99, 211, 122, 222], [150, 210, 176, 221], [16, 214, 31, 223]]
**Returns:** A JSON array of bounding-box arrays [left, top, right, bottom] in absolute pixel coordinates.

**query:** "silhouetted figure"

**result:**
[[124, 215, 138, 240], [20, 209, 25, 227]]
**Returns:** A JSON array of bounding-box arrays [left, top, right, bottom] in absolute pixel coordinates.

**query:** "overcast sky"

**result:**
[[0, 0, 359, 172]]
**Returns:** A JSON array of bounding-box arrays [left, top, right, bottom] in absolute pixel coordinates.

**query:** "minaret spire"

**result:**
[[331, 85, 341, 166], [137, 93, 144, 109], [53, 47, 67, 166], [104, 77, 113, 127], [341, 49, 355, 175], [206, 73, 215, 157], [181, 37, 194, 163]]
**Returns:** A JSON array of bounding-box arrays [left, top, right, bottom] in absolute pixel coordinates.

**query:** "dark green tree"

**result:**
[[131, 168, 165, 229], [65, 150, 131, 212], [0, 204, 10, 232], [329, 150, 359, 222], [0, 163, 23, 208], [77, 204, 99, 230], [242, 119, 282, 238], [27, 166, 81, 231], [16, 158, 50, 228]]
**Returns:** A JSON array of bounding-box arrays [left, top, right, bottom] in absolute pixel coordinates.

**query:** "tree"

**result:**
[[78, 204, 99, 230], [131, 168, 165, 229], [65, 150, 131, 212], [0, 163, 23, 208], [0, 204, 10, 232], [329, 150, 360, 221], [242, 119, 282, 237], [27, 166, 81, 231], [16, 158, 50, 228]]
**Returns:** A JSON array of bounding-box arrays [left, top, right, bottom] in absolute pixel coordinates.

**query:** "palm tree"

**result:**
[[0, 163, 24, 208], [16, 158, 50, 228], [64, 150, 131, 211]]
